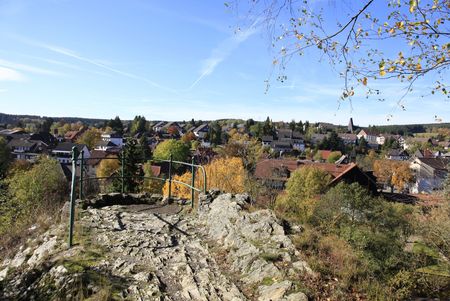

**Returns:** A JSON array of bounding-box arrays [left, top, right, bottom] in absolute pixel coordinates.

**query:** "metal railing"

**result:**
[[68, 146, 207, 248]]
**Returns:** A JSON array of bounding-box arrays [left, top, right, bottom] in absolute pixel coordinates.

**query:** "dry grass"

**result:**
[[0, 204, 63, 259]]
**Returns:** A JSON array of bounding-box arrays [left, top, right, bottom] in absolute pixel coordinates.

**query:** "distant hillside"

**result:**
[[0, 113, 109, 127], [1, 112, 449, 134], [365, 123, 450, 135]]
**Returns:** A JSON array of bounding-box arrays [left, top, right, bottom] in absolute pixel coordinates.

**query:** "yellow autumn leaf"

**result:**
[[388, 66, 396, 72], [362, 77, 368, 86], [409, 0, 417, 13], [379, 60, 387, 75]]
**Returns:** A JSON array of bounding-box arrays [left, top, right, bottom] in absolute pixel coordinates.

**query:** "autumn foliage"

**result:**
[[96, 156, 120, 178], [373, 159, 414, 192], [163, 157, 246, 198]]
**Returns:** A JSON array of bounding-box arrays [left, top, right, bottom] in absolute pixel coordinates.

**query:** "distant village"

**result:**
[[0, 114, 449, 198]]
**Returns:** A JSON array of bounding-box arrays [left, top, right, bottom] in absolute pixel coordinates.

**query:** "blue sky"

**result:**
[[0, 0, 448, 126]]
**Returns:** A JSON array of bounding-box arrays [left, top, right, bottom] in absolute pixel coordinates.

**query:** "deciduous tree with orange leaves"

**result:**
[[373, 159, 413, 192], [163, 157, 246, 199]]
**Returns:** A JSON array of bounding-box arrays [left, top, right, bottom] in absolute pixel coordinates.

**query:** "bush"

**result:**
[[285, 182, 423, 298], [292, 226, 364, 291], [0, 156, 68, 254], [275, 166, 331, 221], [326, 151, 342, 163], [388, 270, 416, 300], [153, 139, 190, 163], [285, 166, 331, 200], [0, 137, 11, 178]]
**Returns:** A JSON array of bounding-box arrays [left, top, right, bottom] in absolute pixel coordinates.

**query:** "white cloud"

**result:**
[[0, 58, 63, 76], [10, 35, 178, 93], [0, 66, 23, 81], [189, 21, 259, 90]]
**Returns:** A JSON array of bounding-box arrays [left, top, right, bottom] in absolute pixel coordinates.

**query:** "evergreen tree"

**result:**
[[328, 131, 345, 151], [108, 116, 124, 135], [0, 137, 11, 179], [263, 117, 275, 136], [131, 115, 146, 135], [245, 118, 255, 131], [249, 123, 263, 139], [39, 118, 54, 133], [208, 121, 222, 145], [304, 121, 310, 132], [319, 136, 329, 150], [297, 120, 304, 134], [138, 135, 151, 161], [114, 139, 142, 193], [289, 119, 296, 131]]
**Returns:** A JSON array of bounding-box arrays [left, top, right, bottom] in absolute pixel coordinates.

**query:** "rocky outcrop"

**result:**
[[198, 193, 312, 300], [0, 192, 312, 300]]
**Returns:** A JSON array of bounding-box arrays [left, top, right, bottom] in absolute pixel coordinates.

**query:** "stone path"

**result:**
[[1, 193, 312, 301], [82, 203, 246, 300]]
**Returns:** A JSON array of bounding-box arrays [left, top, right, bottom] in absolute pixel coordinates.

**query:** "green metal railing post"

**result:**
[[203, 168, 207, 193], [121, 150, 125, 194], [191, 157, 196, 208], [168, 154, 173, 199], [79, 150, 84, 200], [68, 146, 79, 248]]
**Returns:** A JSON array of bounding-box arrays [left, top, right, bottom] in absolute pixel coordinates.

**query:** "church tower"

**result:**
[[348, 118, 354, 133]]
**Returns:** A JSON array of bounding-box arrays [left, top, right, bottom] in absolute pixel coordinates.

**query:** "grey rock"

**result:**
[[27, 236, 58, 266], [292, 260, 313, 274], [0, 267, 8, 281], [9, 247, 31, 268], [258, 280, 293, 301], [1, 192, 314, 301], [283, 292, 309, 301]]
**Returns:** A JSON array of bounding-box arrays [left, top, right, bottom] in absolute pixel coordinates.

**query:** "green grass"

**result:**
[[416, 264, 450, 277], [260, 252, 282, 263], [261, 277, 275, 286], [412, 242, 440, 259]]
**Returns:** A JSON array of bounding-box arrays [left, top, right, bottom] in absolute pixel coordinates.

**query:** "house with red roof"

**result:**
[[254, 159, 377, 193]]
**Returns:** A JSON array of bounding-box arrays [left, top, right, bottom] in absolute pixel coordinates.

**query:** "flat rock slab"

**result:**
[[119, 203, 183, 215], [1, 192, 311, 301], [81, 204, 246, 300]]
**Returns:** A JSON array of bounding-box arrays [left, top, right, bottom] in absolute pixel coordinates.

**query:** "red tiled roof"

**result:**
[[254, 159, 300, 180], [328, 163, 358, 184], [304, 162, 355, 179], [150, 165, 161, 177], [319, 150, 342, 160], [64, 127, 86, 141], [255, 159, 356, 181], [86, 150, 109, 166], [64, 131, 79, 140]]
